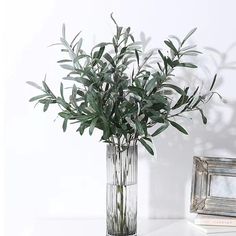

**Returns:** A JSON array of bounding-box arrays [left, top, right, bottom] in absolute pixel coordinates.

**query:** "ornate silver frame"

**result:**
[[190, 156, 236, 216]]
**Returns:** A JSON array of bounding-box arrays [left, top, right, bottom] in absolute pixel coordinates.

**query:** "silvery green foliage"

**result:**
[[27, 14, 218, 155]]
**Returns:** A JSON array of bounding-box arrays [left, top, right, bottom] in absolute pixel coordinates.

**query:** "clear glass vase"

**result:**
[[106, 142, 138, 236]]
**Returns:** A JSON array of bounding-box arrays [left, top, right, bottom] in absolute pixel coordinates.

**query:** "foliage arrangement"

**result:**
[[27, 14, 217, 155]]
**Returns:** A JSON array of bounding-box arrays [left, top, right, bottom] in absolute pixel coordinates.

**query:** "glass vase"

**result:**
[[106, 142, 138, 236]]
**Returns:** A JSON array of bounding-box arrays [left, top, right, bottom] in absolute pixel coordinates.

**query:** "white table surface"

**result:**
[[12, 218, 236, 236]]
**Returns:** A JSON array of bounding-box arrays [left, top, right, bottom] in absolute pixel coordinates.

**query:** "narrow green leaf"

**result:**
[[97, 46, 105, 59], [128, 86, 144, 96], [188, 86, 199, 102], [60, 64, 74, 70], [62, 118, 68, 132], [58, 112, 71, 119], [26, 81, 44, 91], [164, 40, 178, 54], [42, 81, 50, 92], [145, 78, 156, 92], [135, 49, 139, 66], [139, 138, 154, 155], [197, 108, 207, 124], [117, 26, 123, 39], [181, 27, 197, 46], [101, 116, 110, 140], [135, 120, 145, 135], [87, 92, 98, 111], [29, 94, 48, 102], [169, 120, 188, 135], [125, 117, 136, 129], [43, 100, 50, 112], [172, 94, 186, 109], [57, 59, 72, 63], [169, 35, 181, 46], [152, 122, 169, 137], [60, 83, 65, 100], [70, 31, 81, 47], [56, 97, 70, 110], [63, 76, 91, 87], [62, 23, 66, 39], [162, 84, 185, 95], [110, 13, 118, 27], [191, 97, 202, 108], [89, 117, 98, 135], [104, 53, 116, 67], [177, 63, 197, 68], [158, 50, 165, 60], [210, 74, 217, 91], [73, 38, 83, 53], [77, 122, 89, 135]]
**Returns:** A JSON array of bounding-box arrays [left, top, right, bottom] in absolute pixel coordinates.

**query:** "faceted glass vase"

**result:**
[[106, 143, 138, 236]]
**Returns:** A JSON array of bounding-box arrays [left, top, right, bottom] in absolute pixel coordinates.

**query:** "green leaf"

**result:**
[[188, 86, 199, 102], [135, 49, 139, 66], [191, 97, 202, 108], [169, 120, 188, 135], [58, 112, 72, 119], [63, 76, 91, 87], [164, 40, 178, 55], [104, 53, 116, 67], [43, 100, 50, 112], [29, 94, 48, 102], [26, 81, 44, 91], [210, 74, 217, 91], [89, 117, 98, 135], [101, 116, 110, 140], [128, 86, 144, 96], [169, 35, 181, 46], [70, 31, 82, 47], [125, 117, 136, 129], [62, 23, 66, 39], [60, 83, 65, 100], [57, 59, 72, 63], [181, 27, 197, 46], [110, 13, 118, 27], [158, 49, 165, 61], [56, 97, 70, 110], [162, 84, 185, 95], [135, 120, 145, 135], [87, 92, 98, 111], [62, 118, 68, 132], [177, 63, 197, 68], [74, 38, 83, 53], [42, 81, 54, 97], [152, 122, 169, 137], [97, 46, 105, 59], [172, 94, 186, 109], [92, 42, 111, 50], [60, 64, 74, 70], [77, 122, 90, 135], [197, 108, 207, 124], [145, 78, 156, 92], [42, 81, 49, 92], [139, 138, 154, 155]]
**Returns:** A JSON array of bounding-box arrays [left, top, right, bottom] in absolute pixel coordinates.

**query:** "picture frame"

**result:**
[[190, 156, 236, 216]]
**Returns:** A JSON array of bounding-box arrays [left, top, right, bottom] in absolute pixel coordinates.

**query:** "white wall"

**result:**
[[2, 0, 236, 235]]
